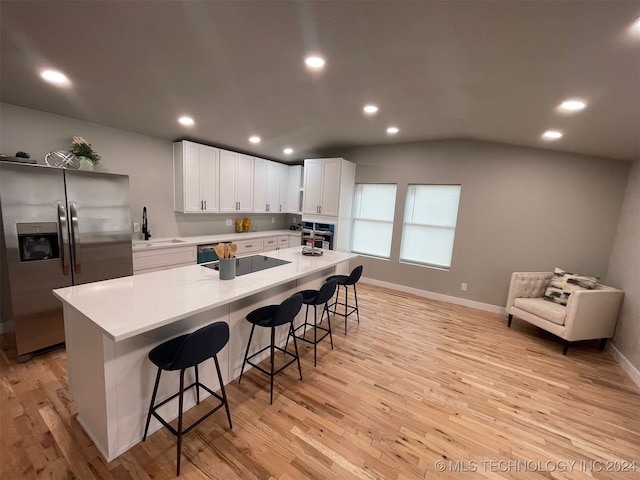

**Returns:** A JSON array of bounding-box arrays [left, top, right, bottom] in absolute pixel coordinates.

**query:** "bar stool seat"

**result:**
[[327, 265, 363, 334], [143, 321, 232, 476], [239, 293, 303, 404], [291, 279, 337, 366]]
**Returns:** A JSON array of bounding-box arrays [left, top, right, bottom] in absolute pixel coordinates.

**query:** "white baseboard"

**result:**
[[606, 342, 640, 389], [359, 276, 506, 315]]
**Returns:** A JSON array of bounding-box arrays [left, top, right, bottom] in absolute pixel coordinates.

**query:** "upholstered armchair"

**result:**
[[506, 271, 624, 354]]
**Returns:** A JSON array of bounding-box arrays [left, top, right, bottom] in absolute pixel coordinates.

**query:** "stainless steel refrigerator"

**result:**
[[0, 162, 133, 361]]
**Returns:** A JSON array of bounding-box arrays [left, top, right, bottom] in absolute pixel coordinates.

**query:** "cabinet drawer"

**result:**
[[133, 246, 196, 271], [235, 238, 263, 256], [277, 236, 290, 245], [263, 236, 278, 248]]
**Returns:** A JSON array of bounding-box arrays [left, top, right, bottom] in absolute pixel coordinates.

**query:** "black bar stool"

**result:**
[[143, 321, 232, 476], [290, 279, 337, 367], [327, 265, 363, 334], [238, 293, 303, 404]]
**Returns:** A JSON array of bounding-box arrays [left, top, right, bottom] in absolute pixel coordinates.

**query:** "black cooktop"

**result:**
[[201, 255, 291, 277]]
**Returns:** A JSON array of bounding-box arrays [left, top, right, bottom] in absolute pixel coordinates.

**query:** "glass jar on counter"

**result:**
[[235, 219, 244, 233], [243, 217, 251, 232]]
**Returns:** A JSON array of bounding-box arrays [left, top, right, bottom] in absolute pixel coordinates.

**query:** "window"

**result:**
[[351, 184, 397, 258], [400, 185, 461, 269]]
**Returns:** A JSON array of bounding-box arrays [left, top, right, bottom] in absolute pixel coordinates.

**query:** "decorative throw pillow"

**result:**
[[543, 267, 598, 306]]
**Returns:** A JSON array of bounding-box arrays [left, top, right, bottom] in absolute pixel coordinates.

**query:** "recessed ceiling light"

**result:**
[[178, 116, 194, 126], [249, 136, 261, 144], [364, 105, 379, 114], [633, 17, 640, 30], [542, 130, 563, 140], [558, 99, 587, 112], [305, 56, 325, 70], [40, 69, 69, 85], [283, 147, 293, 155], [386, 127, 399, 135]]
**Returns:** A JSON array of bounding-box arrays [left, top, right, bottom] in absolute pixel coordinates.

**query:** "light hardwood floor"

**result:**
[[1, 283, 639, 479]]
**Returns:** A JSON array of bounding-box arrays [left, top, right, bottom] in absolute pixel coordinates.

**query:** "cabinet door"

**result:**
[[200, 145, 219, 212], [183, 143, 203, 212], [302, 159, 323, 214], [277, 163, 289, 212], [320, 158, 341, 216], [289, 234, 302, 248], [219, 149, 238, 212], [287, 165, 302, 214], [266, 161, 281, 212], [253, 158, 268, 213], [236, 153, 254, 212]]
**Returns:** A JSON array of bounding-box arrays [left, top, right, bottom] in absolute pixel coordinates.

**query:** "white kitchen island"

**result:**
[[53, 247, 357, 462]]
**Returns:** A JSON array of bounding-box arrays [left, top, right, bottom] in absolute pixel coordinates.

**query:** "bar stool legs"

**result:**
[[142, 322, 232, 476], [238, 293, 304, 405], [327, 266, 363, 335]]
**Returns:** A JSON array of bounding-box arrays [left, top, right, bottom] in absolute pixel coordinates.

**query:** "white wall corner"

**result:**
[[606, 342, 640, 389], [359, 276, 507, 315]]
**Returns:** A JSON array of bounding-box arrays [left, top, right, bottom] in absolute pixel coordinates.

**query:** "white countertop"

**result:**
[[132, 230, 301, 251], [53, 247, 356, 342]]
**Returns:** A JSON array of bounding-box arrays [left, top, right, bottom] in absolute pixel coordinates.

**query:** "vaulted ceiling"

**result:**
[[2, 1, 639, 162]]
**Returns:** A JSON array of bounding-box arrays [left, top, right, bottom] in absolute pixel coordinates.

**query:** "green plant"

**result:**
[[70, 136, 101, 165]]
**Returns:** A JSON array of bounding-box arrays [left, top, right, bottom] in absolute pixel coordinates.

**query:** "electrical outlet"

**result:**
[[293, 217, 297, 223], [271, 217, 275, 224], [461, 283, 468, 291], [225, 219, 232, 227], [133, 223, 140, 233]]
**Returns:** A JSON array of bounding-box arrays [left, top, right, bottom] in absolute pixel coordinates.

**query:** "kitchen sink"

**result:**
[[133, 239, 186, 247]]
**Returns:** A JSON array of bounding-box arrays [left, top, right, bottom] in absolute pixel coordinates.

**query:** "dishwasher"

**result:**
[[197, 243, 220, 264]]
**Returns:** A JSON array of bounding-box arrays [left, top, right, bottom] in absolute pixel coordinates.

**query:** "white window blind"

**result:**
[[400, 185, 461, 269], [351, 184, 397, 258]]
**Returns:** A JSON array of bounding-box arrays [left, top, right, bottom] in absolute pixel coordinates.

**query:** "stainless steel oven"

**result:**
[[301, 220, 335, 250]]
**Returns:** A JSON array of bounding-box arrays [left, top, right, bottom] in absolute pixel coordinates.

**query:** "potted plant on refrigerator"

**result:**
[[70, 136, 101, 171]]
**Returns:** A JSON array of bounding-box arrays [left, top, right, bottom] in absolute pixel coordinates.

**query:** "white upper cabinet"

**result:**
[[254, 158, 289, 213], [287, 165, 302, 214], [253, 157, 269, 213], [219, 149, 253, 213], [302, 157, 342, 216], [174, 141, 219, 213], [270, 162, 288, 213]]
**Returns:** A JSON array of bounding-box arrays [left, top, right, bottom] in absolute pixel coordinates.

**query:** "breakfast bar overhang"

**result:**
[[53, 247, 357, 462]]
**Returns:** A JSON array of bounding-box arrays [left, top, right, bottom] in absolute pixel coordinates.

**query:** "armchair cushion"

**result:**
[[514, 298, 566, 325], [543, 267, 598, 306]]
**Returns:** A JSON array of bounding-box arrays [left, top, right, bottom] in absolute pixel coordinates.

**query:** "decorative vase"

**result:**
[[77, 156, 94, 171]]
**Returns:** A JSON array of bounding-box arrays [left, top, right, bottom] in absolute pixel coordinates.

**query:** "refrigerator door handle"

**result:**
[[69, 202, 81, 274], [57, 203, 70, 276]]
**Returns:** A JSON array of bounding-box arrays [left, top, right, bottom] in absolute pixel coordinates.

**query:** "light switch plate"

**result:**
[[225, 219, 232, 226], [133, 223, 140, 232]]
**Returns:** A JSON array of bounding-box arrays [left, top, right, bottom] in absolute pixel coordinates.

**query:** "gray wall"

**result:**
[[340, 139, 630, 307], [605, 160, 640, 372], [0, 103, 290, 239]]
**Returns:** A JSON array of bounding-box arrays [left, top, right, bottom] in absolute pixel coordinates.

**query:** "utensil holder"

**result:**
[[219, 258, 236, 280]]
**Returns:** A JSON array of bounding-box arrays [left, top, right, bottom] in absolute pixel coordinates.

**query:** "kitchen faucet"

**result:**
[[142, 206, 151, 240]]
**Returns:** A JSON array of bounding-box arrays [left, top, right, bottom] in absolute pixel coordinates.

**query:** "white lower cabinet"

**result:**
[[234, 238, 263, 257], [263, 236, 278, 252], [133, 246, 197, 275], [289, 234, 302, 248]]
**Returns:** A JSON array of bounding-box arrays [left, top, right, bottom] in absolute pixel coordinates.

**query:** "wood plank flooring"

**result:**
[[1, 283, 639, 479]]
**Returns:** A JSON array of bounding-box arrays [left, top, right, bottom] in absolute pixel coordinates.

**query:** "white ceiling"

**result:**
[[1, 1, 639, 162]]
